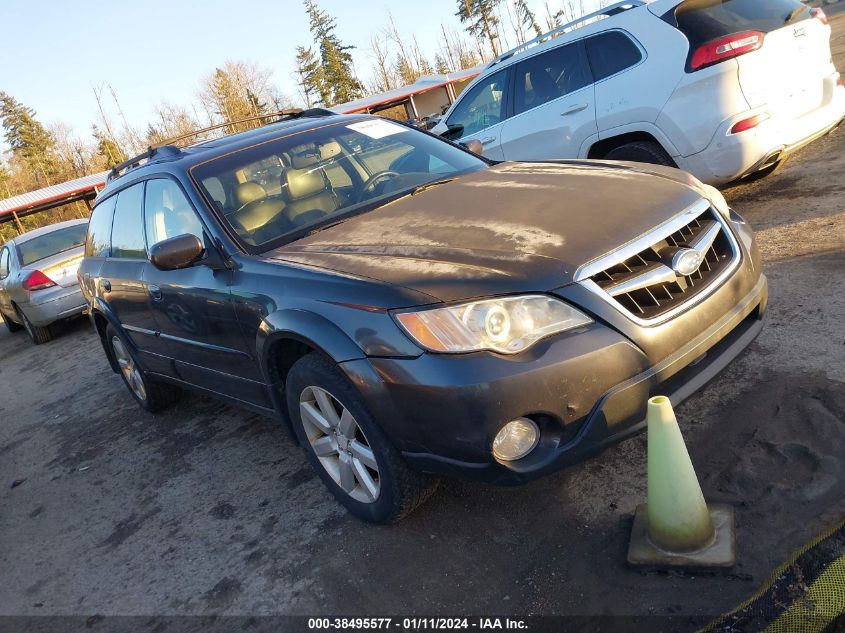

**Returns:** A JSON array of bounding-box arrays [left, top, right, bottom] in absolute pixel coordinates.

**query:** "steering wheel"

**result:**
[[358, 170, 400, 200]]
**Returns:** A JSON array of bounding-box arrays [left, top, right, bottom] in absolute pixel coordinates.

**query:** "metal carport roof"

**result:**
[[0, 171, 107, 226]]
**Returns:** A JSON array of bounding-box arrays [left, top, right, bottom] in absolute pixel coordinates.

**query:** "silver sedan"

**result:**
[[0, 218, 88, 344]]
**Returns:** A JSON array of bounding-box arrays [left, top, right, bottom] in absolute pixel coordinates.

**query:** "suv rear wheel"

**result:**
[[106, 324, 181, 412], [286, 352, 439, 523], [604, 141, 674, 167]]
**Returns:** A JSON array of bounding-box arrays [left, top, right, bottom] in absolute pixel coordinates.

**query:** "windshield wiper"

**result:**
[[409, 177, 454, 196]]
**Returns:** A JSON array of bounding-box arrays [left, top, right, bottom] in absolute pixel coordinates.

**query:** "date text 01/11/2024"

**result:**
[[307, 617, 529, 630]]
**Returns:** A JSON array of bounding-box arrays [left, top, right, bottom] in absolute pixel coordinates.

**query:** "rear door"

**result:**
[[499, 40, 597, 160], [671, 0, 836, 120], [586, 31, 655, 134], [98, 182, 161, 357], [443, 68, 511, 160]]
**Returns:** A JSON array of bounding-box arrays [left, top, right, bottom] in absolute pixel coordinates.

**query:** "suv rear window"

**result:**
[[585, 31, 643, 82], [667, 0, 811, 48], [18, 224, 87, 266]]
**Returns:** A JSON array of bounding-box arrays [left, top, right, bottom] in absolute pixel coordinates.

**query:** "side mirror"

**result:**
[[460, 139, 484, 155], [441, 124, 464, 141], [150, 234, 205, 271]]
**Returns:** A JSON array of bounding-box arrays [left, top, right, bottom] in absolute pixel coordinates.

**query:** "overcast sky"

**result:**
[[0, 0, 602, 143]]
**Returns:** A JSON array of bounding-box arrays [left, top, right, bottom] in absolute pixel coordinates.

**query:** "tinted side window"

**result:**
[[513, 43, 591, 115], [446, 69, 509, 137], [144, 179, 205, 248], [0, 247, 10, 279], [585, 32, 643, 82], [85, 196, 117, 257], [110, 183, 146, 259]]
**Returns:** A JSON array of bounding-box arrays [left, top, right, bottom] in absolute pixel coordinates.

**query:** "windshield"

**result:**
[[18, 223, 87, 266], [191, 118, 488, 252]]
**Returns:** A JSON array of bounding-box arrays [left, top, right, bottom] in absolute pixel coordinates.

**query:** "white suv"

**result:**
[[431, 0, 845, 185]]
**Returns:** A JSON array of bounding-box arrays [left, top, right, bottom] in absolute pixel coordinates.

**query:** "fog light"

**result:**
[[493, 418, 540, 461]]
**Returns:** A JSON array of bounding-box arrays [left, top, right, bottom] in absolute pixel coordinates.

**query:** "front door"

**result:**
[[141, 177, 269, 408], [500, 40, 598, 161], [443, 68, 511, 161]]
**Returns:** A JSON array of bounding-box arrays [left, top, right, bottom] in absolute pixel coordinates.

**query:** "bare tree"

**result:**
[[369, 34, 397, 93]]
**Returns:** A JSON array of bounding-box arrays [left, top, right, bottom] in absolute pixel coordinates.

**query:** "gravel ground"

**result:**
[[1, 12, 844, 629]]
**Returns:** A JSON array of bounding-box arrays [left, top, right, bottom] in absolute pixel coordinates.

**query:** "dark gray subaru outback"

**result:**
[[79, 110, 767, 523]]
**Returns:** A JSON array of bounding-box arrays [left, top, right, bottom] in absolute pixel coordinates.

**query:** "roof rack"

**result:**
[[488, 0, 645, 68], [107, 107, 336, 181]]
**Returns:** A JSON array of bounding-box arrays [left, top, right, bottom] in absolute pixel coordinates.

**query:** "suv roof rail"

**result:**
[[106, 108, 336, 182], [488, 0, 645, 68]]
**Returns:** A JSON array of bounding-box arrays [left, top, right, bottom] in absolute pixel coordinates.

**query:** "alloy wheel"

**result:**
[[111, 336, 147, 402], [299, 386, 380, 503]]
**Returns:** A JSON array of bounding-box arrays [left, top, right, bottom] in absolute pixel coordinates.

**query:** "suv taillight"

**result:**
[[811, 8, 828, 25], [690, 31, 764, 71], [22, 270, 57, 291]]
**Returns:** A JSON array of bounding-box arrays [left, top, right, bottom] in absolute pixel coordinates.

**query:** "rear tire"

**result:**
[[604, 141, 675, 167], [105, 324, 181, 413], [1, 310, 23, 333], [286, 352, 439, 524], [17, 307, 52, 345]]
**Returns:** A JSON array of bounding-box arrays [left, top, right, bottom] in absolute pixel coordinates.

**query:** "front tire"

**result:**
[[286, 353, 439, 524], [1, 310, 23, 333], [105, 324, 181, 413], [604, 141, 674, 167]]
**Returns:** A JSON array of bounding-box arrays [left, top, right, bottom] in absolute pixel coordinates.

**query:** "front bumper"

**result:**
[[340, 224, 767, 484], [20, 285, 87, 327]]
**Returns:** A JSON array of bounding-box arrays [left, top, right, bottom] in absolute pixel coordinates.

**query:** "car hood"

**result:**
[[263, 161, 707, 303]]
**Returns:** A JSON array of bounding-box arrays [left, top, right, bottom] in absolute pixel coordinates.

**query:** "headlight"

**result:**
[[394, 295, 592, 354]]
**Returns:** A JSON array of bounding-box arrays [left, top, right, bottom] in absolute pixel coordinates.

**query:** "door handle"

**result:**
[[561, 103, 589, 116], [101, 279, 111, 293], [148, 284, 162, 301], [479, 136, 497, 146]]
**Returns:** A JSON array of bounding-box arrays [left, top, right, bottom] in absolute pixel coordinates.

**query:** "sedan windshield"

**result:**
[[18, 223, 87, 266], [190, 118, 488, 252]]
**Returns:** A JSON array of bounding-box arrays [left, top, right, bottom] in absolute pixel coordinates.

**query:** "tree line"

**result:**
[[1, 0, 603, 242]]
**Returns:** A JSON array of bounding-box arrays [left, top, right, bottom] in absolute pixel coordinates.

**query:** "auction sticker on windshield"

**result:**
[[346, 119, 407, 139]]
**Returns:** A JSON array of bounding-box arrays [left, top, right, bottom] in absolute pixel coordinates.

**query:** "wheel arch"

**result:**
[[258, 309, 367, 440], [588, 127, 679, 161], [89, 300, 127, 374]]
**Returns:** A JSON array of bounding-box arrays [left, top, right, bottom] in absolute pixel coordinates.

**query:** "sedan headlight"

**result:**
[[394, 295, 592, 354]]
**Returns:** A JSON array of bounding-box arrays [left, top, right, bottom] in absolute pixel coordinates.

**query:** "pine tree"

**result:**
[[303, 0, 364, 105], [295, 45, 328, 106], [515, 0, 543, 38], [92, 125, 127, 167], [456, 0, 502, 57], [0, 163, 14, 198], [434, 53, 452, 75], [0, 92, 59, 186], [199, 63, 273, 133]]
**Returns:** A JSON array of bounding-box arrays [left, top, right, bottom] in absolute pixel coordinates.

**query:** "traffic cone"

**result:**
[[627, 396, 736, 570]]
